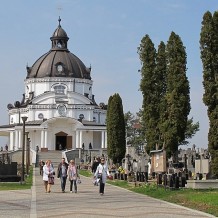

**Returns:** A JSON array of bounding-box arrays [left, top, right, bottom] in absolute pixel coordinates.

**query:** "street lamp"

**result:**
[[21, 116, 28, 184], [26, 136, 31, 175]]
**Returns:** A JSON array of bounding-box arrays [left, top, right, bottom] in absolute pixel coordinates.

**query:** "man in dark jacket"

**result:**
[[91, 157, 100, 174], [57, 158, 68, 193]]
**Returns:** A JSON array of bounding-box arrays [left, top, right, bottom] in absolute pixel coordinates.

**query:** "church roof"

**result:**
[[26, 17, 91, 80]]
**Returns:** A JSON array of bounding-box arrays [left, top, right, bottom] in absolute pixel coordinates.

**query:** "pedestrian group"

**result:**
[[41, 156, 110, 195]]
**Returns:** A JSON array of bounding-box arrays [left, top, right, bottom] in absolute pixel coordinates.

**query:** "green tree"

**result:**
[[107, 93, 126, 163], [162, 32, 191, 160], [155, 41, 167, 149], [200, 11, 218, 176], [137, 35, 157, 153], [124, 111, 144, 147], [180, 118, 200, 146]]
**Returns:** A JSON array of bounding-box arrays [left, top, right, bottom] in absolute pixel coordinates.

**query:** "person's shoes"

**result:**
[[75, 191, 77, 193], [70, 191, 72, 193], [62, 190, 65, 193], [100, 193, 103, 196], [48, 190, 51, 193]]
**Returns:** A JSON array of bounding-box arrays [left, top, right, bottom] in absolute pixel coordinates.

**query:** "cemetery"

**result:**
[[82, 144, 217, 190]]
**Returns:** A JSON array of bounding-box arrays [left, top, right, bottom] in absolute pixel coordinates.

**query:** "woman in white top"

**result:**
[[43, 160, 55, 193], [94, 157, 110, 195]]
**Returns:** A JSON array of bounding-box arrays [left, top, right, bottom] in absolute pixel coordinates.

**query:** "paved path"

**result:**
[[0, 167, 216, 218]]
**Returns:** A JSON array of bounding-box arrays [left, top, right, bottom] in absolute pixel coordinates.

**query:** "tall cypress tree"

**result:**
[[163, 32, 190, 161], [106, 93, 126, 163], [137, 35, 157, 152], [155, 41, 167, 148], [200, 11, 218, 176]]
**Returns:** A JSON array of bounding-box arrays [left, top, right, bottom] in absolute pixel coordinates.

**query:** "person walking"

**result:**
[[91, 157, 100, 174], [94, 157, 110, 195], [42, 160, 55, 193], [39, 160, 45, 176], [57, 158, 68, 193], [67, 160, 80, 193], [92, 157, 100, 186]]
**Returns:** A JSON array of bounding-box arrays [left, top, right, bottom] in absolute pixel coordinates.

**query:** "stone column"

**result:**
[[44, 130, 48, 149], [105, 131, 107, 148], [41, 130, 44, 149], [9, 131, 14, 151], [18, 130, 22, 149], [79, 131, 83, 148], [15, 130, 19, 150], [101, 131, 105, 148], [76, 131, 80, 148]]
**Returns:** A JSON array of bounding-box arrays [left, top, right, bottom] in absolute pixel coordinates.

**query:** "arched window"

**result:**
[[54, 85, 65, 94]]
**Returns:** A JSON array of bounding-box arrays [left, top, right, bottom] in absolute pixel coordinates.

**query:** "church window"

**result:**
[[57, 40, 62, 48], [57, 64, 63, 73], [54, 85, 65, 94], [38, 113, 44, 119]]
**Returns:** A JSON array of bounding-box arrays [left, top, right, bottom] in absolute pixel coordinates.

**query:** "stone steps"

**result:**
[[38, 151, 62, 168]]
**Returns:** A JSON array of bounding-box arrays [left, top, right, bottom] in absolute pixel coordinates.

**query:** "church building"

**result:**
[[0, 18, 107, 153]]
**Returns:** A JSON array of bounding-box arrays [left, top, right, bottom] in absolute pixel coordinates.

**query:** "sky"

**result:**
[[0, 0, 217, 149]]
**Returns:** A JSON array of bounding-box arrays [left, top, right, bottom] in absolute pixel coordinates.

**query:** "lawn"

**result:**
[[0, 167, 33, 190], [107, 179, 218, 217]]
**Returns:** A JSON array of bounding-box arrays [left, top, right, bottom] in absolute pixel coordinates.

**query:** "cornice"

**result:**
[[25, 77, 93, 85]]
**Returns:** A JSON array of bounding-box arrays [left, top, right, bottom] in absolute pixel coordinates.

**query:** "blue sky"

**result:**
[[0, 0, 217, 149]]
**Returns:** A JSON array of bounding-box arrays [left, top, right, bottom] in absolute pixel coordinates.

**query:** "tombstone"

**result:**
[[195, 158, 209, 179], [0, 162, 20, 182]]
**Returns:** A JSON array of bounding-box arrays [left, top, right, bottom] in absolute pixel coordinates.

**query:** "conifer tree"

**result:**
[[155, 41, 167, 148], [200, 11, 218, 176], [137, 35, 157, 152], [163, 32, 190, 160], [106, 93, 126, 163]]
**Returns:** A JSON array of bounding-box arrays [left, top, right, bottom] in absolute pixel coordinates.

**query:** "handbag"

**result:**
[[48, 175, 54, 185], [97, 173, 102, 179]]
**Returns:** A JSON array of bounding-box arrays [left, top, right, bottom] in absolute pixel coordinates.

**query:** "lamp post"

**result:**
[[21, 116, 28, 184], [25, 132, 29, 174], [26, 136, 31, 175]]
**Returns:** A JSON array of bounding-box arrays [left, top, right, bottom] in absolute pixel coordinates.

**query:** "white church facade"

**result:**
[[0, 18, 107, 152]]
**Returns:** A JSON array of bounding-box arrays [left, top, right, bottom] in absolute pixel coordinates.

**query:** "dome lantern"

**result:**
[[50, 16, 69, 51]]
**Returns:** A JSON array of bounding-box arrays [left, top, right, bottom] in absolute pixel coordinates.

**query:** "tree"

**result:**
[[180, 118, 200, 146], [137, 35, 157, 153], [124, 111, 144, 147], [161, 32, 191, 160], [200, 11, 218, 176], [107, 93, 126, 163], [155, 41, 167, 148]]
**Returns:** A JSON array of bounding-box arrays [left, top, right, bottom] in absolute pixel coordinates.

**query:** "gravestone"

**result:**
[[0, 162, 20, 182]]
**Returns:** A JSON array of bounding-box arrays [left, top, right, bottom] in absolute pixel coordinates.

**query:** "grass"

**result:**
[[107, 179, 218, 217], [79, 169, 93, 177], [0, 167, 33, 191]]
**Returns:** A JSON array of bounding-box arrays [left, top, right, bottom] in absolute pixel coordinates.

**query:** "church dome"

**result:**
[[26, 17, 91, 79]]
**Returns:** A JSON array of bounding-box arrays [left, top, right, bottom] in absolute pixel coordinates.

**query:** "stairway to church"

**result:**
[[37, 151, 63, 168]]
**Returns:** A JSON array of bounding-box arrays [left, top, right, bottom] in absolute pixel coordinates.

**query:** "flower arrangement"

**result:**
[[118, 166, 125, 174]]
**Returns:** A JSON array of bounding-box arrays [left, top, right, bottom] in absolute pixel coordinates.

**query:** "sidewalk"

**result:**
[[0, 167, 216, 218]]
